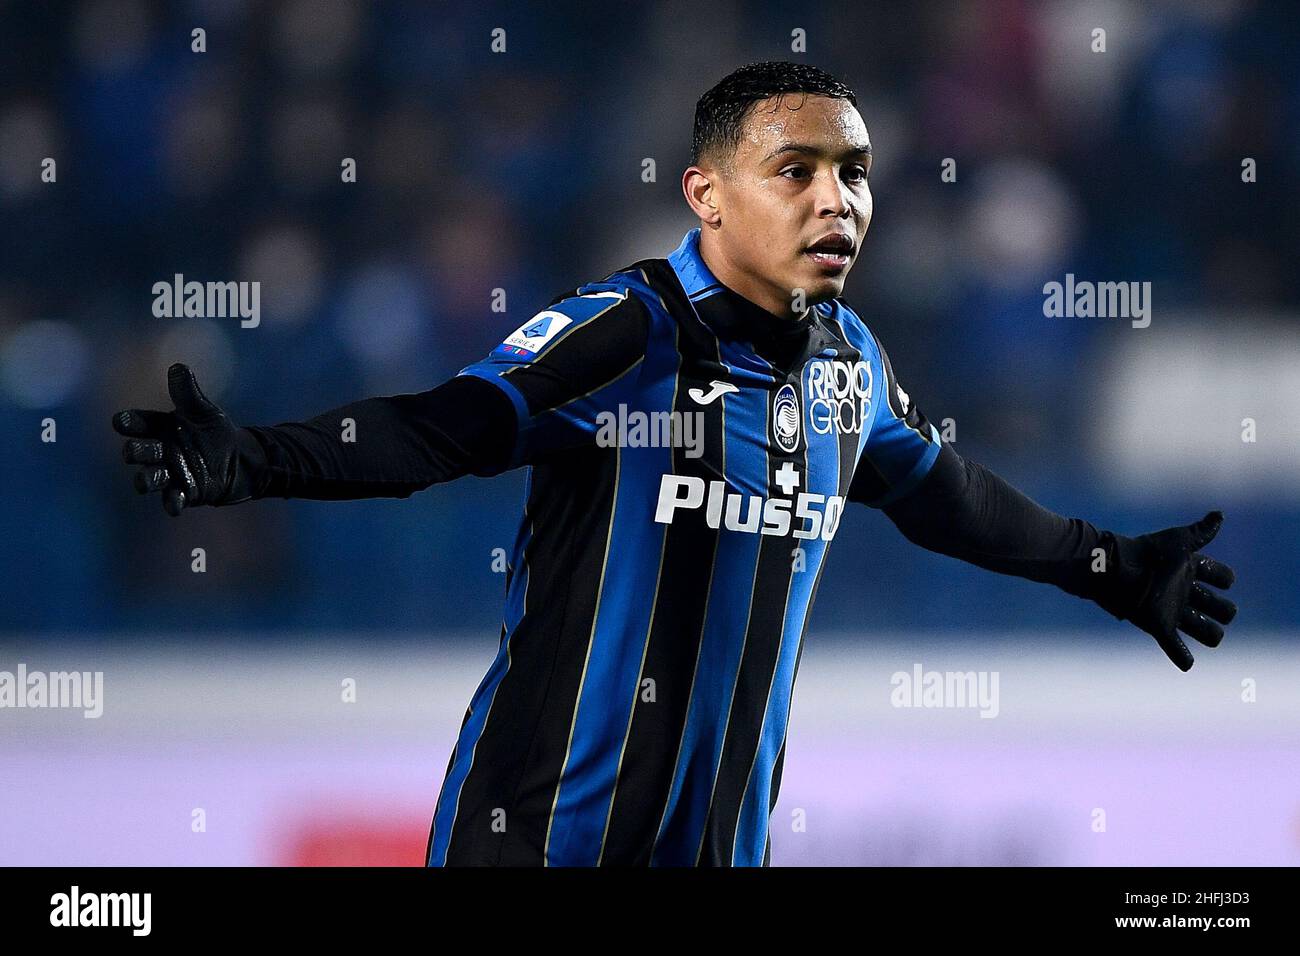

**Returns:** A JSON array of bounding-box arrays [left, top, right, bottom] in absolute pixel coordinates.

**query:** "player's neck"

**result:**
[[698, 231, 811, 324]]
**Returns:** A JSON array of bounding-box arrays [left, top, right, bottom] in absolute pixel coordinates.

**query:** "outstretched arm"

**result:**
[[112, 363, 517, 512], [875, 442, 1238, 671], [113, 285, 650, 514], [244, 375, 517, 500], [847, 328, 1237, 671]]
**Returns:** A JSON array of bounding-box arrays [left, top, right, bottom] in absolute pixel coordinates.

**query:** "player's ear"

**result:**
[[682, 166, 721, 226]]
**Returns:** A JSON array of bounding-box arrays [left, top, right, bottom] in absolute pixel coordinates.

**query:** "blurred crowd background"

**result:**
[[2, 0, 1298, 636]]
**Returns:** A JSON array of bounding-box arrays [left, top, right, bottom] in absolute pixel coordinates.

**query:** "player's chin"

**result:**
[[796, 266, 849, 303]]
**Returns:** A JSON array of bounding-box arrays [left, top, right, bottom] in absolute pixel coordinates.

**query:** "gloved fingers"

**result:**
[[122, 438, 166, 465], [185, 438, 214, 493], [165, 444, 200, 504], [1190, 582, 1237, 625], [167, 363, 222, 423], [1152, 626, 1194, 672], [1187, 511, 1224, 550], [112, 409, 174, 439], [163, 487, 187, 517], [1193, 553, 1235, 589], [1177, 606, 1224, 648], [133, 466, 171, 494]]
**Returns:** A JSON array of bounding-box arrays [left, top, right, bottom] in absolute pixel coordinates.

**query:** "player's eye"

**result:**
[[843, 165, 868, 184], [779, 165, 810, 180]]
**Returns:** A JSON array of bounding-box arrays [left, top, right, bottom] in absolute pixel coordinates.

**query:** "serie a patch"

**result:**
[[494, 310, 573, 355]]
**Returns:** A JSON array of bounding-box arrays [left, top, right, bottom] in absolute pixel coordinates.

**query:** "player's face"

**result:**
[[713, 95, 872, 313]]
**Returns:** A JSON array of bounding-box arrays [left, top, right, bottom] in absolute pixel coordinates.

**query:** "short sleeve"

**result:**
[[848, 335, 943, 507], [456, 286, 650, 467]]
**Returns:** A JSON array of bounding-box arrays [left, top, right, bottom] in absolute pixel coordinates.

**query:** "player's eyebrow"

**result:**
[[762, 142, 872, 163]]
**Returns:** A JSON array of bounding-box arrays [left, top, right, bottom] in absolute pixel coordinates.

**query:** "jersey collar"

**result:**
[[668, 227, 725, 299], [667, 227, 840, 370]]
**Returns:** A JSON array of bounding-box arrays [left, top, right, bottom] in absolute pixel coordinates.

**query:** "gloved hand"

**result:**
[[112, 363, 267, 516], [1098, 512, 1237, 671]]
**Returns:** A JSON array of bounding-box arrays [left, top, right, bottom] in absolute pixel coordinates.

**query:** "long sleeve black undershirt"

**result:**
[[882, 442, 1142, 612], [241, 375, 518, 500]]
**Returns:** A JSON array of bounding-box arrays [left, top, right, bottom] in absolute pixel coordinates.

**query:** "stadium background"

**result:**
[[1, 0, 1296, 865]]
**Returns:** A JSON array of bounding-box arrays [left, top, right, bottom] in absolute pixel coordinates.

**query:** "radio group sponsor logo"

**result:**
[[806, 358, 872, 436], [654, 463, 845, 540], [772, 383, 800, 451]]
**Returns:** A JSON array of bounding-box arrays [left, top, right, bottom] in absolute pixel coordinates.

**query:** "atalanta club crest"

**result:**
[[773, 383, 800, 452]]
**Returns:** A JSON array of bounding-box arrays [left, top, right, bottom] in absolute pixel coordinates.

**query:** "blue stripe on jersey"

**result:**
[[542, 316, 681, 866], [671, 229, 715, 296], [835, 302, 943, 506], [870, 422, 942, 507], [458, 366, 530, 438], [825, 307, 879, 506], [729, 354, 844, 865], [427, 481, 534, 866], [649, 338, 769, 865]]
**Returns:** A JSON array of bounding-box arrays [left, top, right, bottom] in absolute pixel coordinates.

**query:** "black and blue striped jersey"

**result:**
[[426, 228, 943, 866], [196, 226, 1144, 867], [240, 227, 1123, 865]]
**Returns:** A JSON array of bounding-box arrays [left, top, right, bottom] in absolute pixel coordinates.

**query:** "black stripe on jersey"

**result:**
[[597, 318, 728, 865], [442, 445, 619, 865], [639, 260, 739, 375], [497, 292, 651, 418], [759, 314, 864, 864], [821, 314, 872, 491], [696, 379, 799, 866]]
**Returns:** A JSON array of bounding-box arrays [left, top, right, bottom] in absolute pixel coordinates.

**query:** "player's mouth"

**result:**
[[803, 232, 855, 273]]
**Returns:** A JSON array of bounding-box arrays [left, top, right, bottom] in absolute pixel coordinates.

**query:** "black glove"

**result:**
[[112, 363, 267, 516], [1097, 511, 1237, 671]]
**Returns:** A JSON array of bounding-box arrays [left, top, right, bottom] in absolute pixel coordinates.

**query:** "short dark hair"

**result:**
[[691, 61, 858, 169]]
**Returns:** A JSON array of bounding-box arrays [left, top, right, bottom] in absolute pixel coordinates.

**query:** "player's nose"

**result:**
[[813, 170, 853, 219]]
